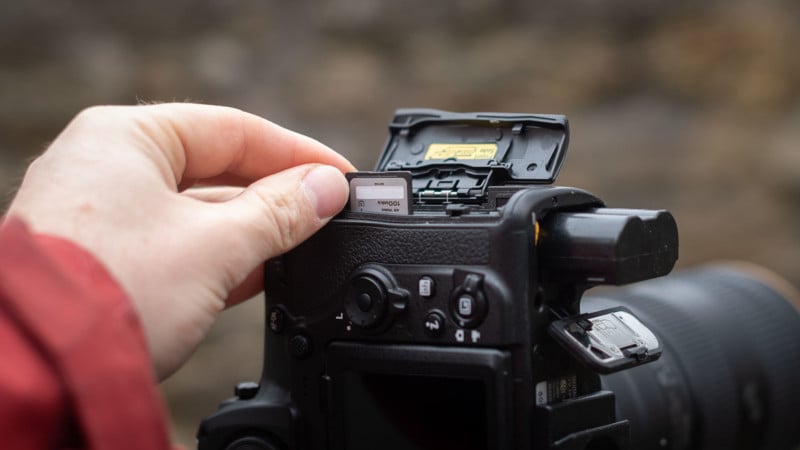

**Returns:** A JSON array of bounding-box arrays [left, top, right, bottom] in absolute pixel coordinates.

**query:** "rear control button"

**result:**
[[268, 307, 286, 334], [345, 273, 388, 328], [345, 265, 409, 329], [419, 276, 435, 298], [450, 273, 488, 328], [288, 333, 312, 359], [423, 311, 446, 337], [458, 295, 475, 317], [356, 292, 374, 312]]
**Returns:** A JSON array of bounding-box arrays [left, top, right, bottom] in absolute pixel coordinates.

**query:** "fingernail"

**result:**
[[302, 165, 349, 220]]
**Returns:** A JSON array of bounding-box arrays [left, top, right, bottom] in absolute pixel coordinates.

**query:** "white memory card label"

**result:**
[[346, 172, 413, 215]]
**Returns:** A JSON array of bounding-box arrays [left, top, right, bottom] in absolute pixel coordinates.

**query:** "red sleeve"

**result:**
[[0, 217, 172, 450]]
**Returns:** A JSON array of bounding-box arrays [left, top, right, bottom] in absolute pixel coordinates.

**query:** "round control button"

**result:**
[[457, 295, 475, 318], [288, 333, 312, 359], [344, 265, 409, 330], [423, 311, 446, 337], [357, 292, 374, 312], [345, 273, 388, 328], [449, 273, 488, 329]]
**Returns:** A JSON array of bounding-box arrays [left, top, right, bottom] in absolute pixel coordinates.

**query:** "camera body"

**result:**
[[198, 109, 678, 450]]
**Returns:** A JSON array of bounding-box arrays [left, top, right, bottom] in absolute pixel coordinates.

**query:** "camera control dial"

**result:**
[[345, 265, 408, 329]]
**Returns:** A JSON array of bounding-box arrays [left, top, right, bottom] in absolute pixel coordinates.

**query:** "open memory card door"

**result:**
[[375, 109, 570, 206], [548, 307, 662, 374]]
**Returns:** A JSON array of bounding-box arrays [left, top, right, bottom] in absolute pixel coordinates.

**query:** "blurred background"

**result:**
[[2, 0, 799, 446]]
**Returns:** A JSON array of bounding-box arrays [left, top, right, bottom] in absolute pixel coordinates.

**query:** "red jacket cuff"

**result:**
[[0, 216, 171, 449]]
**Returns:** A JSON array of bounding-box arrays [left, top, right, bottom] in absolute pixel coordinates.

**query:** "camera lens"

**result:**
[[583, 264, 800, 450]]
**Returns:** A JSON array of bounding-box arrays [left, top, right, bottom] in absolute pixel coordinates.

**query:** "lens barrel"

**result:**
[[583, 265, 800, 450]]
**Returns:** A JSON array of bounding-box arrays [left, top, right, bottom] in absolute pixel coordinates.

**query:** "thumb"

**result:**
[[216, 163, 349, 275]]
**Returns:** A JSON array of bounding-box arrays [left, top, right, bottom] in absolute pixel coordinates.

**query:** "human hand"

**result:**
[[6, 103, 354, 379]]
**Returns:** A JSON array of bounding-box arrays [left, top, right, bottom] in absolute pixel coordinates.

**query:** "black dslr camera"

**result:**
[[198, 110, 800, 450], [198, 109, 680, 450]]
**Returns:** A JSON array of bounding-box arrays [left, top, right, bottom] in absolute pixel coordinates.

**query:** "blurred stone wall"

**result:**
[[2, 1, 799, 446]]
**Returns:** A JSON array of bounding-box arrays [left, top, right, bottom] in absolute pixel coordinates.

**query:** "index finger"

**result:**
[[127, 103, 356, 185]]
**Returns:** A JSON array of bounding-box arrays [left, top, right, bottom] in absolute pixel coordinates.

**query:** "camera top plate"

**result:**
[[374, 109, 569, 205]]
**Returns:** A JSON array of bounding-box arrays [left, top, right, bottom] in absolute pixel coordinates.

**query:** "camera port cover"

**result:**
[[548, 307, 662, 374]]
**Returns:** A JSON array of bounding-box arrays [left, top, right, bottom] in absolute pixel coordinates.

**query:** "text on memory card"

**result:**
[[346, 171, 412, 215]]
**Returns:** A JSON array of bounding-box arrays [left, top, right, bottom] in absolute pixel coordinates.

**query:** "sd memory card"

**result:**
[[346, 172, 412, 215]]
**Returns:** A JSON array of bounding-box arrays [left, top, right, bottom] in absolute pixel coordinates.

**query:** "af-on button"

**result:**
[[458, 295, 475, 317], [450, 273, 488, 328]]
